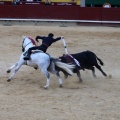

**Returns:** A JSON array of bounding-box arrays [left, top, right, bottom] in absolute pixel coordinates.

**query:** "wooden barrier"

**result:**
[[0, 5, 120, 21]]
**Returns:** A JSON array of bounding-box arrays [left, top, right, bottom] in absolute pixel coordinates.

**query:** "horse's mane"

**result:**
[[22, 36, 36, 46]]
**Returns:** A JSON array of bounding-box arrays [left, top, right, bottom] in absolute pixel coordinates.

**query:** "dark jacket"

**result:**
[[26, 36, 61, 53], [36, 36, 61, 48]]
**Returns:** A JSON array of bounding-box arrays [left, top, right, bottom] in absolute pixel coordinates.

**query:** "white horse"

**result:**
[[7, 36, 75, 89]]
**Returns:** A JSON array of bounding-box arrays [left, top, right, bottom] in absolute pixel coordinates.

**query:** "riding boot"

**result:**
[[24, 53, 31, 60]]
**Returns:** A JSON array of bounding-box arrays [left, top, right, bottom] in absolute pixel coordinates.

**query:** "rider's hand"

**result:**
[[61, 36, 64, 39], [36, 39, 39, 42], [35, 37, 39, 42]]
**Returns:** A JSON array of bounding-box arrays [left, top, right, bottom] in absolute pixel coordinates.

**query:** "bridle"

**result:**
[[22, 37, 35, 52]]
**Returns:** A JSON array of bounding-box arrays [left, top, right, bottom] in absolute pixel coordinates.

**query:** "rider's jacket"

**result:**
[[36, 36, 61, 48]]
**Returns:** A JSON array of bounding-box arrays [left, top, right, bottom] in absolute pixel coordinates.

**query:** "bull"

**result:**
[[59, 50, 107, 82]]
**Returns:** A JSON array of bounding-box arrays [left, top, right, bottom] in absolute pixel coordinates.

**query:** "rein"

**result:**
[[24, 41, 32, 48], [22, 37, 36, 50]]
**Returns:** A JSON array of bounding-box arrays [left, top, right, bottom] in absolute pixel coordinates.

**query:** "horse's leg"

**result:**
[[7, 62, 18, 73], [48, 62, 63, 87], [40, 67, 50, 89], [7, 62, 23, 82], [56, 72, 63, 88], [49, 70, 63, 88], [44, 71, 50, 89], [76, 70, 83, 83]]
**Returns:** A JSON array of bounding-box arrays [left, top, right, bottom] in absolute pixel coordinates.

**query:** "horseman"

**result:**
[[24, 33, 62, 60]]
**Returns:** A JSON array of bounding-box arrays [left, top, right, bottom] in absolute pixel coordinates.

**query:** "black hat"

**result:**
[[48, 33, 54, 38]]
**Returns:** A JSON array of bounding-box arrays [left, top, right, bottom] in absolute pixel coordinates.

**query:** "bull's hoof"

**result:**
[[104, 73, 107, 77], [7, 70, 10, 73], [59, 84, 63, 88]]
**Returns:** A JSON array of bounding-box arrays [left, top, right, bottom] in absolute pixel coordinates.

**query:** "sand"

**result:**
[[0, 25, 120, 120]]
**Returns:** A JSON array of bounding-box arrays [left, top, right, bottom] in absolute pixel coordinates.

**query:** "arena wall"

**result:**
[[0, 5, 120, 21]]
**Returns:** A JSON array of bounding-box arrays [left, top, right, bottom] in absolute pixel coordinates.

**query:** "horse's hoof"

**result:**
[[7, 70, 10, 73], [79, 80, 83, 83], [44, 86, 48, 89], [93, 75, 97, 78], [59, 84, 63, 88], [7, 79, 11, 82]]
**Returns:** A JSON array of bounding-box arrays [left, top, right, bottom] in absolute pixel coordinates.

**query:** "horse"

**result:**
[[59, 50, 107, 82], [7, 36, 75, 89]]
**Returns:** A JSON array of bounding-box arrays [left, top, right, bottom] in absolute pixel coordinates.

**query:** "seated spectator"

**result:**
[[12, 0, 20, 5], [45, 0, 51, 5]]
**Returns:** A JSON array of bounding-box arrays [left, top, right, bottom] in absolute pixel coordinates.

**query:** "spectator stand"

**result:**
[[44, 0, 78, 6], [0, 0, 13, 5], [50, 2, 77, 6], [0, 0, 42, 5], [19, 0, 42, 5], [0, 0, 78, 5]]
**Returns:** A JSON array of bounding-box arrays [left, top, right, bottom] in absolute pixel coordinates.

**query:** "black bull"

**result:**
[[59, 50, 107, 82]]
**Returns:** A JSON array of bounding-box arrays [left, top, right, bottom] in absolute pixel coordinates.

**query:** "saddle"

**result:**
[[31, 50, 44, 54], [23, 50, 44, 56]]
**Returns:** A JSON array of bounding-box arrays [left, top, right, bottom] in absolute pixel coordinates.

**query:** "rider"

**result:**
[[24, 33, 62, 60]]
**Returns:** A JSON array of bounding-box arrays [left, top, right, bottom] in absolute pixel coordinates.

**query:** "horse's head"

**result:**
[[22, 36, 36, 52]]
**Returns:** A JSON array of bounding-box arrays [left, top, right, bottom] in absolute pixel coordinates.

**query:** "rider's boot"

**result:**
[[24, 53, 31, 60]]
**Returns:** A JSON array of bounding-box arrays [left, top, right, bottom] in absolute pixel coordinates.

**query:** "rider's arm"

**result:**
[[52, 37, 62, 42], [35, 36, 45, 42]]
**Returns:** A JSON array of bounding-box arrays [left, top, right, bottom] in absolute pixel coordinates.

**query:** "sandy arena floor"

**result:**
[[0, 25, 120, 120]]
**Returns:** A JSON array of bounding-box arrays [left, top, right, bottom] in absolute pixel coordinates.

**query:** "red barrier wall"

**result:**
[[0, 5, 120, 21]]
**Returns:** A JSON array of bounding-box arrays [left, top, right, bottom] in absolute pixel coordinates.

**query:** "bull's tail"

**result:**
[[87, 50, 104, 66], [96, 56, 104, 66]]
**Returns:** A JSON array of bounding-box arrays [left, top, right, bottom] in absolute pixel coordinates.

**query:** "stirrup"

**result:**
[[24, 56, 30, 60]]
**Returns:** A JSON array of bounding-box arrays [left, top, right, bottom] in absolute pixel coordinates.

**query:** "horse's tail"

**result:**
[[54, 61, 75, 76], [96, 56, 104, 66]]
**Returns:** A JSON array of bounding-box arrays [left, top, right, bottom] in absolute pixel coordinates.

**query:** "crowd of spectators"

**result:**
[[0, 0, 77, 6]]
